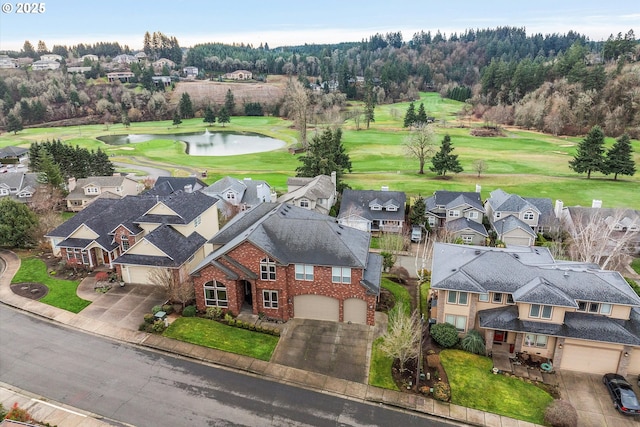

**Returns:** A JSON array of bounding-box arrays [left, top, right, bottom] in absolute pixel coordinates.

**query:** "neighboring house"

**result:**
[[81, 54, 99, 63], [65, 176, 143, 212], [107, 72, 135, 82], [153, 58, 176, 69], [0, 55, 18, 69], [338, 188, 406, 233], [0, 146, 29, 163], [31, 60, 60, 70], [183, 66, 198, 78], [47, 191, 220, 284], [151, 76, 172, 87], [112, 54, 138, 64], [277, 173, 337, 215], [147, 176, 207, 196], [224, 70, 252, 80], [40, 54, 62, 62], [431, 243, 640, 376], [191, 203, 382, 325], [134, 52, 147, 61], [424, 190, 487, 244], [0, 172, 40, 202], [202, 176, 275, 211], [484, 189, 556, 246]]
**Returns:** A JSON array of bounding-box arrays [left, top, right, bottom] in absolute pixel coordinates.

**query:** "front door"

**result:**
[[494, 330, 507, 343], [243, 280, 252, 306]]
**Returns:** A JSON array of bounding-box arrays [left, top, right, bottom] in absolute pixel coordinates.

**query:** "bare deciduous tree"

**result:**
[[379, 232, 406, 271], [403, 123, 436, 174], [351, 107, 363, 130], [284, 78, 310, 149], [473, 159, 487, 178], [148, 269, 194, 309], [379, 302, 422, 374]]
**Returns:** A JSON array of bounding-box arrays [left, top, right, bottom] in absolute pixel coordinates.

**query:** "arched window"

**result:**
[[260, 257, 276, 281], [203, 281, 228, 307]]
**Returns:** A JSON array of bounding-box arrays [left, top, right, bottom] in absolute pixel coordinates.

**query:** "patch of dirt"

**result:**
[[470, 126, 506, 137], [11, 282, 48, 300], [170, 80, 285, 109]]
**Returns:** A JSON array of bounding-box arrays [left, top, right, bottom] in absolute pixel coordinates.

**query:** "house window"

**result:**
[[386, 205, 397, 212], [371, 205, 382, 211], [194, 215, 202, 227], [600, 303, 612, 315], [445, 314, 467, 332], [203, 281, 228, 307], [530, 304, 552, 319], [578, 301, 612, 315], [462, 235, 473, 244], [525, 334, 547, 348], [332, 267, 351, 284], [85, 186, 99, 194], [492, 293, 503, 303], [225, 191, 236, 201], [523, 211, 535, 220], [121, 234, 129, 251], [495, 212, 502, 219], [295, 264, 314, 281], [427, 217, 437, 227], [507, 294, 515, 304], [299, 199, 309, 208], [449, 210, 460, 217], [0, 189, 8, 196], [447, 290, 468, 305], [66, 248, 89, 265], [260, 257, 276, 281], [478, 293, 489, 302], [263, 290, 278, 309], [467, 211, 479, 219]]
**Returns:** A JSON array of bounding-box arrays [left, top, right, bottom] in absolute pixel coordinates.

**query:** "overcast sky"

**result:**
[[0, 0, 637, 51]]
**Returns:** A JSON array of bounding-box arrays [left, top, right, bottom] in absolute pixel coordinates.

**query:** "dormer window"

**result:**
[[299, 199, 309, 208], [121, 234, 129, 251], [467, 211, 478, 219], [370, 204, 382, 211], [577, 301, 611, 315], [495, 212, 502, 219], [449, 210, 460, 217], [523, 211, 535, 220], [386, 206, 397, 212], [86, 186, 99, 194], [529, 304, 552, 319]]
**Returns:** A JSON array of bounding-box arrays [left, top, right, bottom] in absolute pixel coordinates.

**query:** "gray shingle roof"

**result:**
[[138, 190, 217, 225], [526, 197, 555, 226], [0, 146, 28, 158], [203, 176, 270, 206], [492, 215, 537, 237], [433, 191, 485, 211], [0, 172, 39, 202], [446, 217, 488, 236], [338, 189, 406, 222], [487, 189, 540, 214]]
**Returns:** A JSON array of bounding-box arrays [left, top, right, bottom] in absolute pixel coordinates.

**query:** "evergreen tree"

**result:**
[[430, 134, 463, 176], [403, 102, 416, 127], [36, 149, 64, 189], [409, 196, 426, 226], [178, 92, 194, 119], [569, 125, 606, 179], [121, 110, 130, 128], [296, 128, 352, 190], [604, 133, 636, 180], [0, 198, 38, 248], [364, 83, 376, 129], [217, 107, 230, 127], [416, 102, 428, 124], [92, 148, 115, 176], [203, 105, 216, 126], [173, 111, 182, 127], [224, 89, 235, 115], [6, 113, 23, 134]]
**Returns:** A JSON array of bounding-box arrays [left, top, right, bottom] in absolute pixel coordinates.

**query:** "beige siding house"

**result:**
[[224, 70, 252, 80], [65, 176, 143, 212]]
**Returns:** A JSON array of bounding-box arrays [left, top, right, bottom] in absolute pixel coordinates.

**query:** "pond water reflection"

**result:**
[[97, 130, 286, 156]]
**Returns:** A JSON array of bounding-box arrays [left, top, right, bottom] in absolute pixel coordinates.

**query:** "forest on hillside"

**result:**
[[0, 27, 638, 137]]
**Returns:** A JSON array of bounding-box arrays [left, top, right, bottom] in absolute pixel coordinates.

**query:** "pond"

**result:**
[[97, 130, 286, 156]]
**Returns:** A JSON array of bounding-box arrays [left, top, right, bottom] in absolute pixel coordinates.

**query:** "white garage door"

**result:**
[[293, 295, 339, 322], [560, 344, 620, 374], [629, 349, 640, 375], [123, 265, 153, 284], [505, 236, 532, 246], [343, 298, 367, 324]]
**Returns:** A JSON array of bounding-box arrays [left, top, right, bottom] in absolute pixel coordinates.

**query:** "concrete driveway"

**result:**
[[77, 278, 166, 330], [271, 319, 374, 383], [558, 370, 640, 426]]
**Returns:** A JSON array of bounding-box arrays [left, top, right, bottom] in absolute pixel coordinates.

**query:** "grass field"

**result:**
[[2, 92, 638, 208]]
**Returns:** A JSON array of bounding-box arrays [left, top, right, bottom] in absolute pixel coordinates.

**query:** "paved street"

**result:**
[[0, 305, 459, 427]]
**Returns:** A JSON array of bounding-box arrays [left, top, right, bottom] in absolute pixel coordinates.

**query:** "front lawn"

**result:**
[[163, 317, 279, 361], [381, 276, 411, 316], [440, 349, 552, 424], [369, 337, 399, 390], [11, 257, 91, 313], [631, 258, 640, 275]]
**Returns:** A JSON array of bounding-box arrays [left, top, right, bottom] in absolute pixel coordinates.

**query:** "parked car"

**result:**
[[602, 373, 640, 415], [410, 225, 423, 243]]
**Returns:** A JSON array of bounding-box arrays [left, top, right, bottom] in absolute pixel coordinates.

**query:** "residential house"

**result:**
[[191, 203, 382, 325], [0, 146, 29, 163], [152, 76, 172, 87], [40, 54, 62, 62], [147, 176, 207, 196], [484, 189, 556, 246], [424, 190, 487, 244], [338, 188, 406, 233], [0, 172, 39, 202], [224, 70, 252, 80], [112, 54, 138, 64], [134, 52, 147, 61], [431, 243, 640, 376], [0, 55, 18, 69], [47, 191, 220, 284], [202, 176, 275, 211], [277, 173, 337, 215], [183, 66, 198, 78], [153, 58, 176, 69], [107, 72, 135, 83], [31, 60, 60, 70], [65, 176, 143, 212], [81, 54, 99, 63]]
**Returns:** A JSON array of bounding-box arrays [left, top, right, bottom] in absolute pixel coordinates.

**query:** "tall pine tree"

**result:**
[[296, 128, 352, 190], [203, 105, 216, 126], [416, 102, 428, 124], [403, 102, 416, 127], [604, 133, 636, 180], [217, 107, 230, 127], [430, 134, 463, 176], [224, 89, 235, 116], [179, 92, 194, 119], [569, 125, 606, 179]]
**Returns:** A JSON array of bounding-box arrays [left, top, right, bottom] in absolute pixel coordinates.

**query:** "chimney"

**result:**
[[243, 177, 252, 181], [184, 184, 193, 193], [475, 184, 481, 193], [554, 200, 564, 218], [330, 171, 336, 187], [68, 177, 76, 192], [592, 199, 602, 208], [381, 185, 389, 192]]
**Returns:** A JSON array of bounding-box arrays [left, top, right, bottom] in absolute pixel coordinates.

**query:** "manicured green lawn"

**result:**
[[369, 337, 399, 390], [440, 349, 553, 424], [381, 276, 412, 316], [11, 257, 91, 313], [163, 317, 278, 361], [420, 281, 430, 318], [2, 92, 639, 208]]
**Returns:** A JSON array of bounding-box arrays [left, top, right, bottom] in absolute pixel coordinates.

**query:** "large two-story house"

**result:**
[[0, 172, 39, 202], [431, 243, 640, 375], [424, 190, 487, 245], [202, 176, 275, 212], [484, 189, 555, 246], [47, 190, 220, 285], [276, 173, 337, 215], [65, 176, 143, 212], [191, 203, 382, 325], [338, 188, 406, 234]]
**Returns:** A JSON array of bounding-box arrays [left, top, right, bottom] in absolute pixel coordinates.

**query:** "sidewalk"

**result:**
[[0, 250, 543, 427]]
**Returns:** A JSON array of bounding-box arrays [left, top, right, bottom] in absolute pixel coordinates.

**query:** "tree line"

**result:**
[[29, 139, 115, 182]]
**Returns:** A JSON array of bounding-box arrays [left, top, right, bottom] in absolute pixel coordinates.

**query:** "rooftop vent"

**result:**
[[475, 250, 481, 255], [514, 254, 520, 259], [381, 185, 389, 191]]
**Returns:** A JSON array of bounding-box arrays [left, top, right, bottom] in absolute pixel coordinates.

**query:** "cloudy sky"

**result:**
[[0, 0, 637, 51]]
